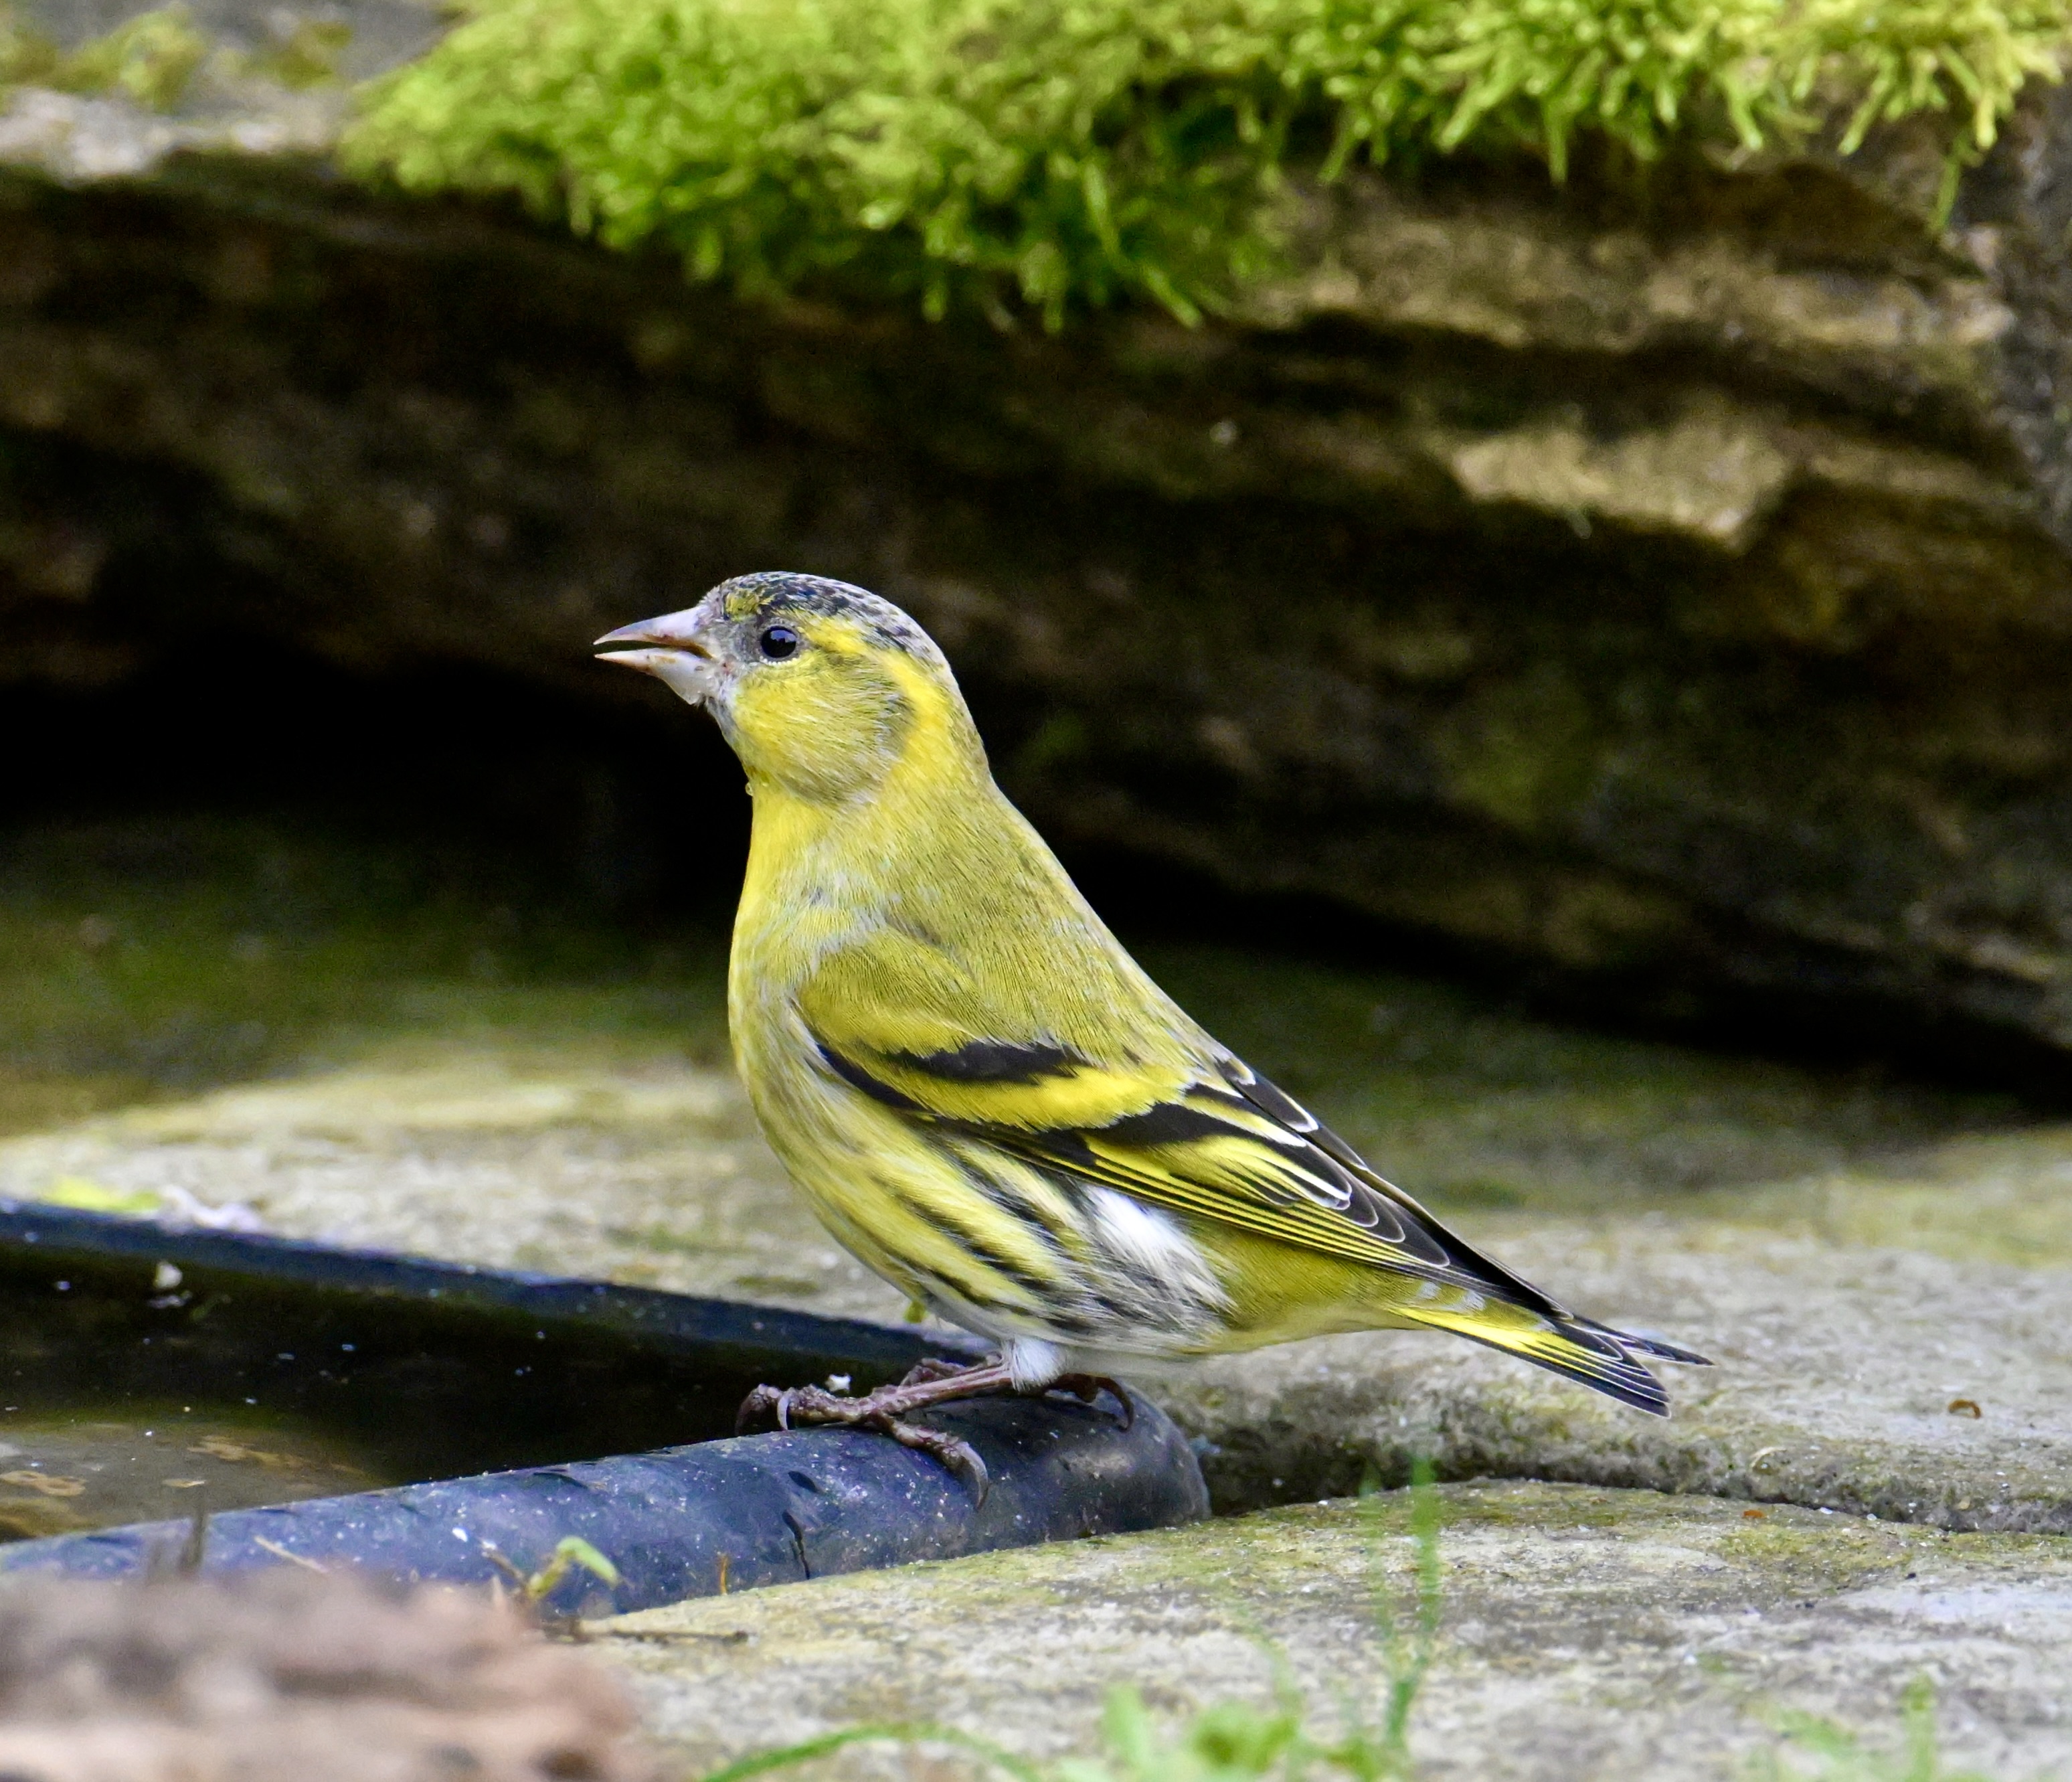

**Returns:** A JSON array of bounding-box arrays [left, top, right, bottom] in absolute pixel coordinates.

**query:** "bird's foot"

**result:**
[[737, 1383, 994, 1502], [735, 1356, 1016, 1435], [736, 1358, 1019, 1502], [734, 1358, 1136, 1501]]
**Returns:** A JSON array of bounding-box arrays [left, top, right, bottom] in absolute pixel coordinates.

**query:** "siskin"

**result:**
[[598, 573, 1705, 1490]]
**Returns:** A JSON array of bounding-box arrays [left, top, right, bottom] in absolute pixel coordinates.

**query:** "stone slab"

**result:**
[[595, 1483, 2072, 1782], [1160, 1199, 2072, 1530], [0, 1044, 910, 1322]]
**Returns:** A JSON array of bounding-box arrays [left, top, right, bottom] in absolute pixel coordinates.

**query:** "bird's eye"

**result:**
[[759, 625, 800, 660]]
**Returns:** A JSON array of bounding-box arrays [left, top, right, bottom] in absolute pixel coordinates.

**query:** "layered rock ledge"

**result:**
[[7, 4, 2072, 1060]]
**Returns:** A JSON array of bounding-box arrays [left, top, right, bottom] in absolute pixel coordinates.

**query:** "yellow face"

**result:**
[[725, 607, 920, 802], [595, 572, 972, 805]]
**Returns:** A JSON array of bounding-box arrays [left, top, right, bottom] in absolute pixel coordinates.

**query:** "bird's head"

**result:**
[[595, 572, 981, 803]]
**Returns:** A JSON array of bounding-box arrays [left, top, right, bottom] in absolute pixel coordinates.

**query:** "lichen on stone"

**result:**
[[343, 0, 2070, 326]]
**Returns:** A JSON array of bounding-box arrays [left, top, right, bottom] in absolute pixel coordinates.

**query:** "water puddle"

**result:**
[[0, 1220, 869, 1540], [0, 1404, 383, 1538]]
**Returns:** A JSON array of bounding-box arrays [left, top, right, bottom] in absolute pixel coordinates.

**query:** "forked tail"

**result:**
[[1402, 1301, 1710, 1416]]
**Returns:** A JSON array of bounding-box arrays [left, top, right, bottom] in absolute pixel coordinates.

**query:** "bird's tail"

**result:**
[[1401, 1299, 1709, 1416]]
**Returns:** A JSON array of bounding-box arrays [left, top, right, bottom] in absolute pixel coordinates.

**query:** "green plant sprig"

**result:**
[[1745, 1675, 2011, 1782]]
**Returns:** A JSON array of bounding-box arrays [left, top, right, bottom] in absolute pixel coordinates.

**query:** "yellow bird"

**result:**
[[597, 573, 1705, 1489]]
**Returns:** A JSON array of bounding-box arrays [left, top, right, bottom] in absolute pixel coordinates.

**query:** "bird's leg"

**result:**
[[897, 1355, 976, 1388]]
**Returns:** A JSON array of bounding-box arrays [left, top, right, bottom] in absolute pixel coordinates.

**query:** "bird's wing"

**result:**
[[798, 928, 1705, 1412], [800, 929, 1550, 1305]]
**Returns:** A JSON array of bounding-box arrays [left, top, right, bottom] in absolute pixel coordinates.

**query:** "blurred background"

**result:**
[[3, 0, 2071, 1329]]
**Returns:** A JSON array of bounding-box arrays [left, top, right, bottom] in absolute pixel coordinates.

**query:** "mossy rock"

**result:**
[[338, 0, 2069, 328]]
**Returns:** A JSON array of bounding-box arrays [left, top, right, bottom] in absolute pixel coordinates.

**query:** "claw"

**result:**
[[1051, 1373, 1134, 1428], [735, 1382, 786, 1435], [883, 1416, 990, 1506]]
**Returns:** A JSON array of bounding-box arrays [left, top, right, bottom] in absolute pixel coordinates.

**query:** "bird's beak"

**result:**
[[594, 608, 719, 708], [594, 611, 711, 667]]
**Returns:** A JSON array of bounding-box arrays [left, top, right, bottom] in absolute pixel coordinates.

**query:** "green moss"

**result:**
[[240, 18, 353, 90], [1715, 1516, 1927, 1594], [0, 5, 58, 86], [345, 0, 2070, 327], [0, 3, 356, 108], [52, 5, 208, 110]]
